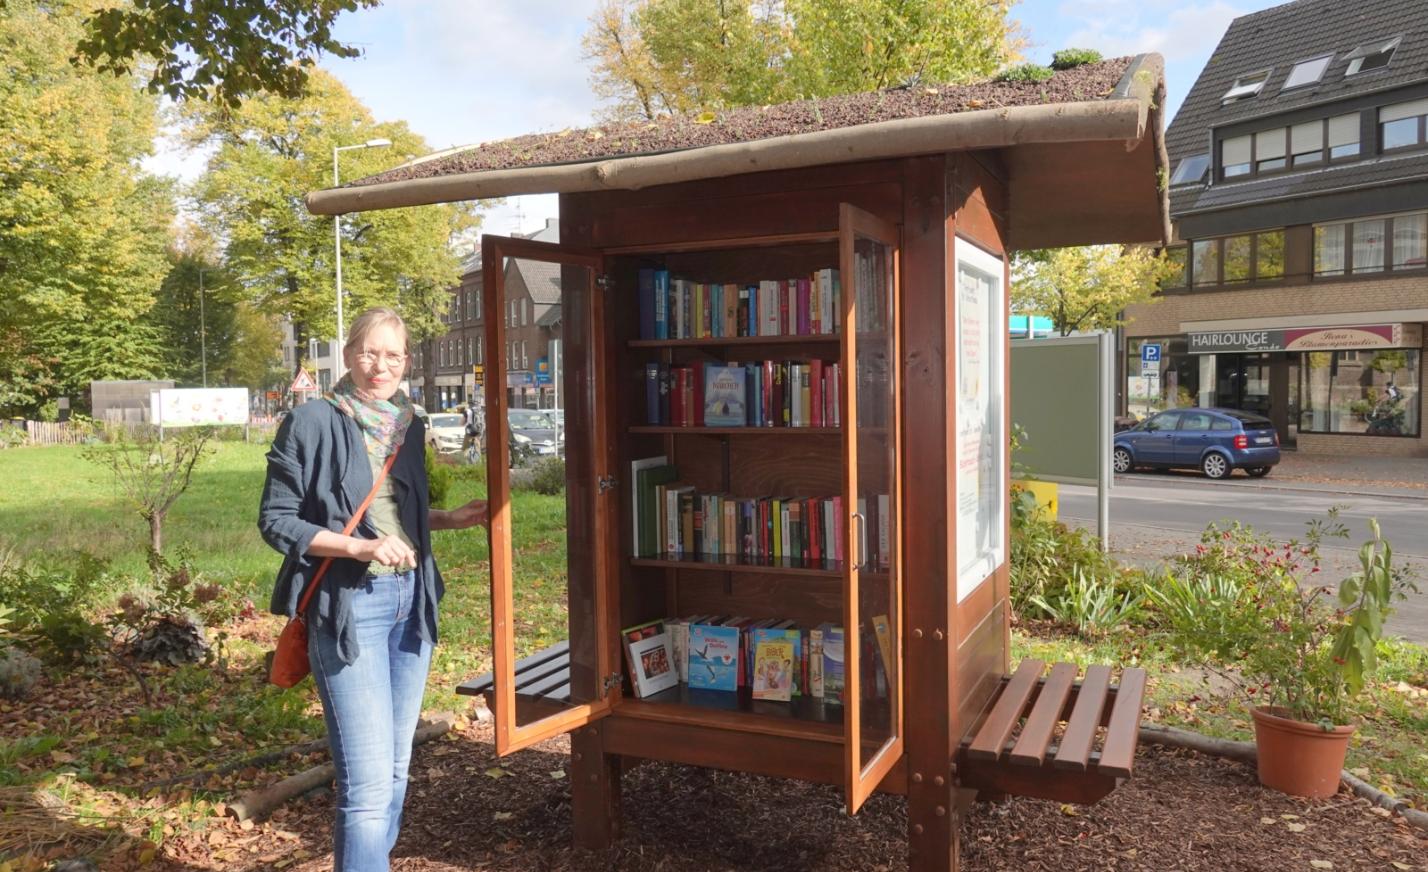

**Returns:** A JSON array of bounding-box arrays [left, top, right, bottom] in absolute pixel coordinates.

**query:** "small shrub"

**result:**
[[1050, 48, 1103, 70], [0, 422, 25, 449], [525, 456, 567, 496], [110, 552, 225, 666], [0, 648, 41, 700], [997, 63, 1055, 83], [1010, 512, 1123, 617], [1028, 566, 1144, 637], [426, 444, 453, 508], [0, 554, 111, 664]]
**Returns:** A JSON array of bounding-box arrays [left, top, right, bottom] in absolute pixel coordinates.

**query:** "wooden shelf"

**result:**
[[629, 425, 842, 436], [617, 685, 844, 743], [632, 552, 845, 577], [629, 334, 840, 349]]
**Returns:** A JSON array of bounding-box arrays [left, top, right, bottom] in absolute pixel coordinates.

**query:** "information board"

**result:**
[[151, 388, 250, 428]]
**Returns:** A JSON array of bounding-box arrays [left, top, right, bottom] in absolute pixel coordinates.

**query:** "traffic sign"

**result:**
[[289, 369, 318, 393], [1140, 343, 1161, 363]]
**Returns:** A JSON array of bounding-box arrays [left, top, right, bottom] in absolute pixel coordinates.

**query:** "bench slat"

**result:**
[[456, 641, 571, 696], [966, 659, 1044, 761], [1095, 667, 1146, 778], [1009, 662, 1077, 767], [1053, 664, 1111, 772], [520, 666, 572, 701], [514, 657, 571, 692]]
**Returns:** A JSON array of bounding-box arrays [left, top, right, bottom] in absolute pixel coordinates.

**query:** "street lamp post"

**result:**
[[332, 138, 392, 381], [198, 267, 208, 388]]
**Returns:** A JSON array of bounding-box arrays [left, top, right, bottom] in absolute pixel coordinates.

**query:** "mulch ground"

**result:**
[[142, 718, 1425, 872]]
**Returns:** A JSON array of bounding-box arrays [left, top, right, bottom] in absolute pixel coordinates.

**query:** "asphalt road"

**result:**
[[1059, 475, 1428, 642]]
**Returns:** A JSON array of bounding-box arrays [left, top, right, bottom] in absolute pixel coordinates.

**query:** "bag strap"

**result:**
[[294, 448, 400, 619]]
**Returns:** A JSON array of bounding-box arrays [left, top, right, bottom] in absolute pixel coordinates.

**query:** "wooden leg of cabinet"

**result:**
[[906, 781, 960, 872], [570, 724, 621, 849]]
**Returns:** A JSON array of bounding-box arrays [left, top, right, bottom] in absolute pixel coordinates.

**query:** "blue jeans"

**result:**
[[309, 570, 431, 872]]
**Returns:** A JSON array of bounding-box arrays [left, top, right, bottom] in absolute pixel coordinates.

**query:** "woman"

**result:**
[[259, 307, 488, 872]]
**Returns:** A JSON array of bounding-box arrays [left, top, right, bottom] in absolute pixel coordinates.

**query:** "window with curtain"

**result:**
[[1329, 114, 1360, 158], [1315, 224, 1347, 276], [1300, 350, 1420, 436], [1354, 220, 1387, 273], [1393, 213, 1427, 268], [1291, 121, 1324, 166], [1254, 128, 1287, 172], [1380, 98, 1428, 151], [1221, 135, 1252, 177]]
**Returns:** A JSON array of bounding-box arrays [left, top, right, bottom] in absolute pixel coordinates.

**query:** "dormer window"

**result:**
[[1282, 55, 1333, 91], [1345, 36, 1399, 75], [1222, 70, 1271, 103], [1170, 153, 1210, 185]]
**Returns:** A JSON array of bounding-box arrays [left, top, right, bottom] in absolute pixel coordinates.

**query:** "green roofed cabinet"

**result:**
[[307, 54, 1170, 872]]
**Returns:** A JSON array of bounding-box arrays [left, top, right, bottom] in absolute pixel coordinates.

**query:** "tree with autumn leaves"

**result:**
[[1012, 247, 1181, 337]]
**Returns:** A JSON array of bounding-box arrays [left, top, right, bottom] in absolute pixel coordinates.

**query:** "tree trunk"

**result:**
[[149, 512, 163, 554]]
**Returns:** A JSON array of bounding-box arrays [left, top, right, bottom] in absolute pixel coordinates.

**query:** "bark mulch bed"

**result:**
[[147, 718, 1425, 872], [350, 59, 1134, 190]]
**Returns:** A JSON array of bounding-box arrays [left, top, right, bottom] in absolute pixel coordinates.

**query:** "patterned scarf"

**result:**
[[326, 374, 414, 458]]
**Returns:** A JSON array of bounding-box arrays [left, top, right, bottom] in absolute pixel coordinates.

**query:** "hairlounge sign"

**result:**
[[1188, 323, 1421, 354]]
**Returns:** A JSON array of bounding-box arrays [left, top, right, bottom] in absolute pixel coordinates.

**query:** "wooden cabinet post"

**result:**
[[570, 724, 621, 849]]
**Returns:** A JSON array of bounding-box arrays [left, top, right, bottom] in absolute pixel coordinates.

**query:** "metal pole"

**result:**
[[199, 268, 208, 387], [1098, 331, 1113, 552], [333, 146, 345, 381]]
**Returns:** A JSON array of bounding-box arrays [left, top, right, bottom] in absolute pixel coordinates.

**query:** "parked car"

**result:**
[[508, 408, 561, 465], [427, 412, 466, 454], [1113, 407, 1280, 480]]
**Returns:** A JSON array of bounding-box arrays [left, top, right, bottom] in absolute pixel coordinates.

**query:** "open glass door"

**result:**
[[482, 233, 616, 755], [838, 203, 903, 813]]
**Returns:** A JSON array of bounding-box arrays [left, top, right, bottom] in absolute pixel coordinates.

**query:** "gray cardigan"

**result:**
[[258, 400, 442, 664]]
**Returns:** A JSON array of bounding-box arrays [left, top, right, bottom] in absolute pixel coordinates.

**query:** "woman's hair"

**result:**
[[344, 307, 407, 354]]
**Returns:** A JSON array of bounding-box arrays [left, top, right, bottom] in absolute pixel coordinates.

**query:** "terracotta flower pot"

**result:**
[[1250, 705, 1354, 799]]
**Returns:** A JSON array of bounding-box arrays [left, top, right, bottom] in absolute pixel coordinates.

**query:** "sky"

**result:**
[[148, 0, 1282, 238]]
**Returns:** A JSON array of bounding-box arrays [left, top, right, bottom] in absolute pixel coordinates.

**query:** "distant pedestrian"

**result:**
[[258, 307, 488, 872]]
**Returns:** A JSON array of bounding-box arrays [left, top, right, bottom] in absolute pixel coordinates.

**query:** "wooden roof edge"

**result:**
[[306, 54, 1166, 218]]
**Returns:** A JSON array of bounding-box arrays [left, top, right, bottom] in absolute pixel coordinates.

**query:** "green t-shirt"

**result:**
[[366, 451, 417, 572]]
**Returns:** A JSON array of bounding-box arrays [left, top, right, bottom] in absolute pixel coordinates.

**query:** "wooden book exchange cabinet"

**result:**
[[308, 54, 1170, 871]]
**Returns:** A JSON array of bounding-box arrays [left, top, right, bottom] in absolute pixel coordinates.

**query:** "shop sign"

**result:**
[[506, 371, 533, 387], [1187, 324, 1420, 354]]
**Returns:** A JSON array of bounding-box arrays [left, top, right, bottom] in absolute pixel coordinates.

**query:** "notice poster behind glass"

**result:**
[[954, 239, 1006, 602]]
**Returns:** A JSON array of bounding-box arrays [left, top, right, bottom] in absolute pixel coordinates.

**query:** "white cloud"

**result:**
[[1060, 0, 1244, 64]]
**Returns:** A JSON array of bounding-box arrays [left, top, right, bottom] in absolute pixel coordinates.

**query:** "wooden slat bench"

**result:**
[[458, 640, 572, 707], [956, 659, 1147, 804]]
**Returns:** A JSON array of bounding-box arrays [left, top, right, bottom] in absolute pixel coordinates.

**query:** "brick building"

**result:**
[[1124, 0, 1427, 456], [414, 218, 562, 411]]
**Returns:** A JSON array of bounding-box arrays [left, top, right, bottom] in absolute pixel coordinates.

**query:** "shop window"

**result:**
[[1256, 230, 1285, 279], [1223, 236, 1252, 282], [1300, 350, 1420, 437], [1316, 212, 1428, 277], [1193, 240, 1219, 286]]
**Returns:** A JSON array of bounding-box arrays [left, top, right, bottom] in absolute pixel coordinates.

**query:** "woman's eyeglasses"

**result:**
[[355, 350, 407, 368]]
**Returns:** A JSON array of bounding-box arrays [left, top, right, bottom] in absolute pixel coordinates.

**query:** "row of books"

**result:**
[[637, 268, 842, 340], [644, 359, 841, 428], [621, 616, 894, 703], [629, 457, 892, 570]]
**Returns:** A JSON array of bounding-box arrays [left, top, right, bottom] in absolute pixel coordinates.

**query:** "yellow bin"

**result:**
[[1012, 479, 1058, 521]]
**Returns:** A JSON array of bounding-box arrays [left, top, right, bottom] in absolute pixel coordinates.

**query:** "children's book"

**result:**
[[821, 624, 846, 704], [751, 638, 794, 701], [703, 364, 747, 427], [687, 622, 740, 691], [751, 624, 802, 696], [626, 625, 678, 698]]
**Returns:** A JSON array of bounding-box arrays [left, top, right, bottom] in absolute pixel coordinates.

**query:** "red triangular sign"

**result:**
[[289, 369, 318, 393]]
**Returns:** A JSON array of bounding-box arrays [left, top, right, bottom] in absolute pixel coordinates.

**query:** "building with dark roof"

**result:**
[[1125, 0, 1428, 456], [414, 218, 562, 410]]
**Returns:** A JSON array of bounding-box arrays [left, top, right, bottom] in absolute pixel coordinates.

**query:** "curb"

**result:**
[[1112, 473, 1428, 503]]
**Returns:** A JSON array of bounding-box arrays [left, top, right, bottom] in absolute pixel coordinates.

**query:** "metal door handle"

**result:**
[[852, 511, 868, 571]]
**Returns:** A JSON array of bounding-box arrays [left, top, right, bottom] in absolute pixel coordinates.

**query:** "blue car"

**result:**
[[1113, 408, 1280, 480]]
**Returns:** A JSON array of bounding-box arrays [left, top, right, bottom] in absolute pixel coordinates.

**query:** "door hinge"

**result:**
[[598, 475, 618, 492], [596, 274, 614, 290], [602, 673, 623, 696]]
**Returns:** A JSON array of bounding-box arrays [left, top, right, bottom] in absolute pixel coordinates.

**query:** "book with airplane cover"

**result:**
[[687, 621, 740, 691]]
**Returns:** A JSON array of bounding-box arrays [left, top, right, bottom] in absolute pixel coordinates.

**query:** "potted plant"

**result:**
[[1150, 514, 1412, 798]]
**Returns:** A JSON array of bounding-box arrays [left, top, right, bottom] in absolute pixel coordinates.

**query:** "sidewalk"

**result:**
[[1117, 451, 1428, 500]]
